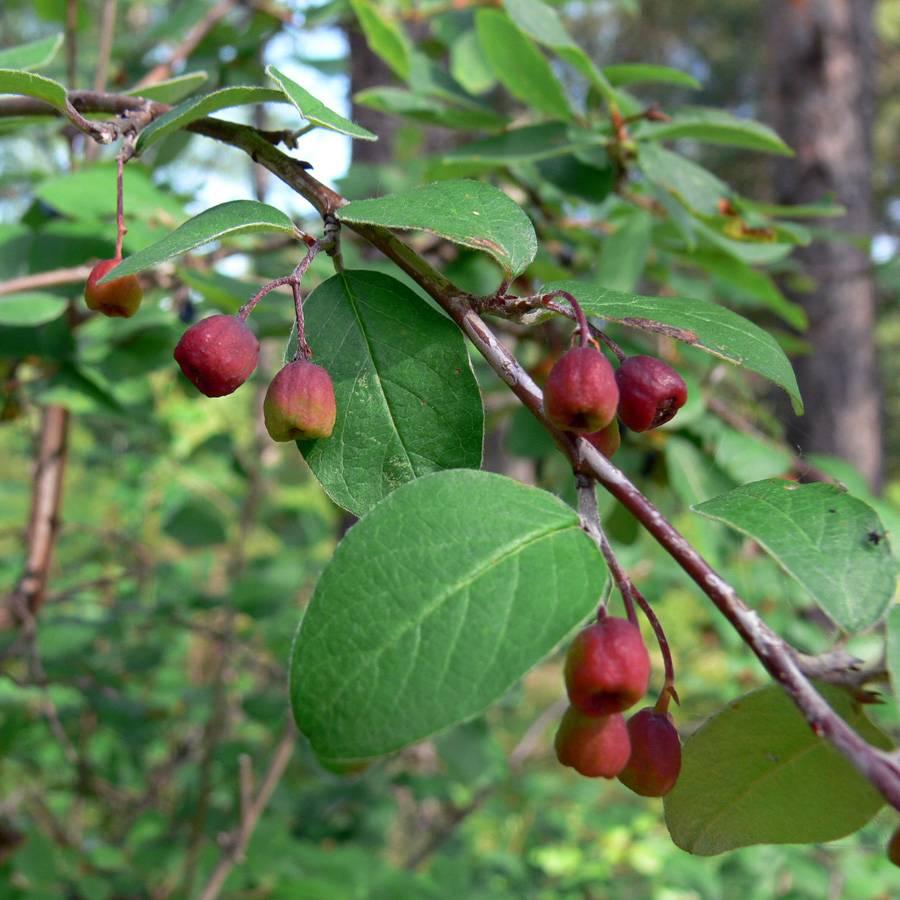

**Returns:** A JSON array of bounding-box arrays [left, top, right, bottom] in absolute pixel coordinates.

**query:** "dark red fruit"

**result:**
[[584, 417, 620, 458], [174, 314, 259, 397], [543, 346, 619, 433], [263, 360, 336, 442], [615, 355, 687, 432], [565, 616, 651, 717], [554, 706, 631, 778], [84, 258, 143, 318], [617, 707, 682, 797]]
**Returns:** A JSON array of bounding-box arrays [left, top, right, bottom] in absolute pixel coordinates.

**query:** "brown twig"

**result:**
[[1, 405, 70, 630], [196, 720, 297, 900]]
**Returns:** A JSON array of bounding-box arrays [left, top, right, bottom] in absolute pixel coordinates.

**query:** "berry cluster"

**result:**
[[544, 346, 687, 453], [554, 613, 682, 797]]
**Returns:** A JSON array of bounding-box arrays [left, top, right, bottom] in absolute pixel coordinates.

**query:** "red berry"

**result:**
[[173, 314, 259, 397], [565, 616, 651, 717], [84, 258, 143, 318], [543, 346, 619, 433], [615, 355, 687, 432], [554, 706, 631, 778], [263, 360, 336, 442], [617, 707, 682, 797], [584, 417, 620, 458]]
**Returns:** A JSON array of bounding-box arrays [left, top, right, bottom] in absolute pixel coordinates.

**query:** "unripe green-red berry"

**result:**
[[584, 417, 620, 458], [84, 258, 143, 318], [543, 345, 619, 433], [263, 360, 336, 442], [615, 355, 687, 432], [565, 616, 651, 718], [174, 314, 259, 397], [554, 706, 631, 778], [617, 706, 682, 797]]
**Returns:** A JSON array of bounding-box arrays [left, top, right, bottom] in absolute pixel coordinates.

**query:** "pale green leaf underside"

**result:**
[[99, 201, 298, 280], [297, 270, 484, 516], [290, 469, 608, 761], [339, 180, 537, 278], [0, 34, 64, 71], [665, 685, 889, 855], [692, 480, 897, 632], [543, 281, 803, 413], [135, 86, 288, 153], [267, 65, 377, 140], [602, 63, 701, 89]]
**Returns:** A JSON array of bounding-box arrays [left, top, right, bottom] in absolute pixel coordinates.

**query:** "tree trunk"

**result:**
[[764, 0, 882, 490]]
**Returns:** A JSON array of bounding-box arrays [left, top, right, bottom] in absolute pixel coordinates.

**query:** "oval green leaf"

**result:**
[[475, 9, 573, 120], [0, 292, 68, 326], [134, 86, 289, 154], [635, 107, 793, 156], [543, 280, 803, 413], [290, 469, 608, 762], [349, 0, 411, 79], [125, 72, 208, 105], [0, 68, 67, 110], [101, 201, 299, 281], [0, 34, 63, 71], [297, 270, 484, 516], [267, 65, 377, 140], [664, 685, 890, 855], [692, 479, 897, 632], [602, 63, 701, 89], [339, 180, 537, 278]]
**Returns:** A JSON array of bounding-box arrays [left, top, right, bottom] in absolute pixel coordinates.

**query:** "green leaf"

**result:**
[[102, 201, 299, 280], [638, 143, 730, 216], [135, 86, 287, 154], [290, 469, 607, 762], [664, 685, 889, 855], [602, 63, 701, 89], [441, 122, 605, 167], [543, 280, 804, 413], [338, 180, 537, 278], [502, 0, 616, 101], [594, 210, 652, 292], [125, 72, 208, 105], [0, 292, 68, 326], [297, 271, 484, 517], [0, 68, 68, 111], [0, 34, 63, 71], [267, 65, 377, 140], [692, 480, 897, 632], [354, 88, 508, 131], [349, 0, 411, 79], [163, 498, 228, 547], [475, 9, 573, 120], [886, 605, 900, 708], [635, 107, 794, 155]]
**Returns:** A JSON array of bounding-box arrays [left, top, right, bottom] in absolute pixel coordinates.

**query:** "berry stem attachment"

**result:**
[[114, 136, 133, 260], [541, 296, 626, 362], [237, 230, 337, 323], [291, 282, 310, 362], [577, 474, 678, 703], [542, 290, 591, 348]]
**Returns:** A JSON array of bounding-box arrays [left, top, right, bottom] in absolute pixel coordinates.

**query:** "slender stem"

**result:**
[[542, 290, 591, 348], [115, 147, 126, 259]]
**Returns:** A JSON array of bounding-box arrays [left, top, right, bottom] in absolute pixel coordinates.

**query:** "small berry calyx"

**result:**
[[84, 258, 143, 318], [543, 345, 619, 433], [554, 706, 631, 778], [615, 355, 687, 432], [617, 706, 682, 797], [263, 359, 336, 442], [174, 314, 259, 397], [565, 614, 651, 717]]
